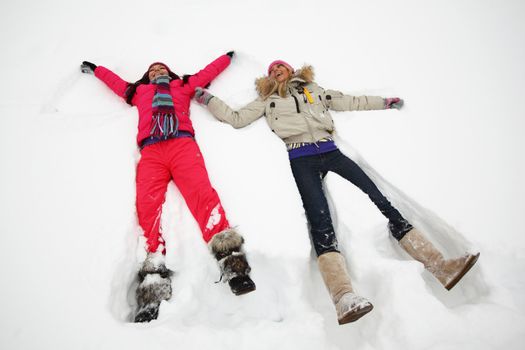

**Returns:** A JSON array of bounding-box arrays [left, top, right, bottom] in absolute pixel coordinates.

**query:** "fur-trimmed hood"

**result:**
[[255, 65, 314, 100]]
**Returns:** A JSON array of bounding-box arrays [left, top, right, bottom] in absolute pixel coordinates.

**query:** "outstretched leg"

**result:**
[[167, 138, 230, 242], [290, 155, 339, 256], [327, 150, 412, 240], [136, 144, 171, 253], [134, 144, 173, 322], [290, 154, 372, 324], [168, 138, 255, 295]]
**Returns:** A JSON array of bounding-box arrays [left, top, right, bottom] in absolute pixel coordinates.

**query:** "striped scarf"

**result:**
[[150, 75, 178, 139]]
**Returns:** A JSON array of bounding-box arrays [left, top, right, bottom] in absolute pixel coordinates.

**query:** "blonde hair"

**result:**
[[255, 65, 314, 100]]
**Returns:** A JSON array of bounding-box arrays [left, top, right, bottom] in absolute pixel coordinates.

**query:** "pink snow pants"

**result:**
[[136, 137, 230, 253]]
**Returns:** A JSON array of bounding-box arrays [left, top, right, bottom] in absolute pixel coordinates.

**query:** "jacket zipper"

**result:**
[[290, 87, 319, 147]]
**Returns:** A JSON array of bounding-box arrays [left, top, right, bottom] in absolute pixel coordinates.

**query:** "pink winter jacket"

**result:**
[[94, 54, 231, 146]]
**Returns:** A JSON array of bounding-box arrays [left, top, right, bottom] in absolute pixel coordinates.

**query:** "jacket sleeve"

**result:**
[[207, 96, 266, 129], [186, 54, 232, 93], [322, 88, 386, 111], [93, 66, 129, 99]]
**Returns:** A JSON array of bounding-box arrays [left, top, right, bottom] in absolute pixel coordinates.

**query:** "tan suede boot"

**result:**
[[399, 228, 480, 290], [317, 252, 373, 324]]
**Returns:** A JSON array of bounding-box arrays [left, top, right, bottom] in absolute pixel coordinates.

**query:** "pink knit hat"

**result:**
[[267, 60, 294, 75], [148, 62, 173, 73]]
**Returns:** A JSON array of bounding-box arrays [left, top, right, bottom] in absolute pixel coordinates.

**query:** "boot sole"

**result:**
[[233, 285, 256, 296], [134, 305, 160, 323], [445, 252, 480, 290], [338, 303, 374, 325]]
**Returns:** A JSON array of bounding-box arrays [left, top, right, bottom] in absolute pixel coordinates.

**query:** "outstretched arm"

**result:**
[[322, 87, 403, 111], [80, 61, 129, 99], [185, 52, 233, 93], [194, 88, 265, 129]]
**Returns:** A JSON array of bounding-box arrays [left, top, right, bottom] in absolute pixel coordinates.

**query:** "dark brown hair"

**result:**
[[125, 69, 183, 105]]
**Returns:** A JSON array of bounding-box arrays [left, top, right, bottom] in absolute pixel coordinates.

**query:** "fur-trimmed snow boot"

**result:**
[[209, 229, 256, 296], [399, 228, 480, 290], [317, 252, 373, 325], [134, 252, 173, 323]]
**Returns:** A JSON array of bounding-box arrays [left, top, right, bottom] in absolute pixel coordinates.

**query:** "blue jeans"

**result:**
[[290, 149, 412, 256]]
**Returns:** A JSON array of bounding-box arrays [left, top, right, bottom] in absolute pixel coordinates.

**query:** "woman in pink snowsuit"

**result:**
[[80, 52, 255, 323]]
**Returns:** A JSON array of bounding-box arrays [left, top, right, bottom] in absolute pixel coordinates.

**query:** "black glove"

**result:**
[[80, 61, 97, 74], [226, 51, 235, 58]]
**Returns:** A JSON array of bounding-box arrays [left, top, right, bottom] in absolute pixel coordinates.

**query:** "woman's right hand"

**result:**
[[80, 61, 97, 74]]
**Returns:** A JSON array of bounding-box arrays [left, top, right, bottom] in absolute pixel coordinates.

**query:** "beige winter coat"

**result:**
[[207, 66, 386, 145]]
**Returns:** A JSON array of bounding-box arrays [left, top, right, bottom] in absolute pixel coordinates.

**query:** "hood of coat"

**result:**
[[255, 65, 314, 100]]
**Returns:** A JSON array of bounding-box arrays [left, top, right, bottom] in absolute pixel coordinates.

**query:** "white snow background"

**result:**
[[1, 0, 524, 349]]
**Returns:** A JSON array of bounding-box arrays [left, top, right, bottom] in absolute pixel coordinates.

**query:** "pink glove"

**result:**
[[384, 97, 404, 109]]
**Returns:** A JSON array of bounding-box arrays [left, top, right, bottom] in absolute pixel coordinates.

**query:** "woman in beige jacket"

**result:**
[[194, 60, 479, 325]]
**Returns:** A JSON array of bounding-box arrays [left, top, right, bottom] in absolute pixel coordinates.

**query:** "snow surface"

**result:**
[[1, 0, 525, 349]]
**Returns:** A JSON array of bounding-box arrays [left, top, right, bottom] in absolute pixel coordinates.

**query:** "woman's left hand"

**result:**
[[385, 97, 404, 109]]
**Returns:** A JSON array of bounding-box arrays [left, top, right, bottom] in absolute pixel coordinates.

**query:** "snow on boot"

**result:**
[[399, 228, 480, 290], [222, 254, 256, 295], [134, 252, 173, 323], [138, 251, 172, 280], [317, 252, 373, 325], [209, 229, 256, 296]]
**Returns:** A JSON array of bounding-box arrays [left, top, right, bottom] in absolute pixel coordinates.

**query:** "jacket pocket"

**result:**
[[303, 90, 334, 132], [323, 89, 344, 110], [265, 98, 306, 139], [266, 101, 278, 133]]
